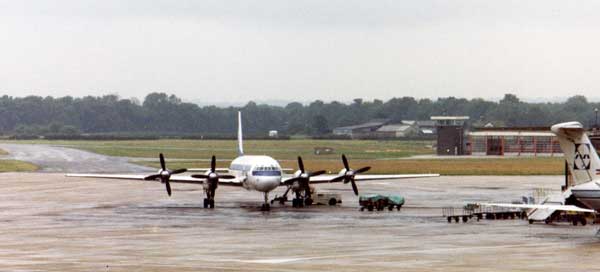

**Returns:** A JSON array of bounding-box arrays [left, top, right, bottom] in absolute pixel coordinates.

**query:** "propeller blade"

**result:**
[[354, 166, 371, 174], [211, 155, 216, 173], [350, 179, 359, 195], [309, 170, 326, 177], [165, 180, 172, 196], [297, 156, 305, 173], [171, 168, 187, 175], [191, 174, 209, 179], [159, 153, 166, 170], [342, 154, 350, 171], [220, 175, 236, 179], [144, 174, 161, 180]]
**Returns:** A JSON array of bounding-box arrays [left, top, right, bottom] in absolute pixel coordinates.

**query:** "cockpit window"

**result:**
[[252, 170, 281, 176], [252, 165, 281, 176]]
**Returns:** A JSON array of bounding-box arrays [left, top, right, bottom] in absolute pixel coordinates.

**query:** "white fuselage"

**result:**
[[570, 181, 600, 210], [228, 155, 282, 193]]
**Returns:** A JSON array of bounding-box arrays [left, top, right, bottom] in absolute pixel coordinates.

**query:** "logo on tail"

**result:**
[[574, 143, 591, 170]]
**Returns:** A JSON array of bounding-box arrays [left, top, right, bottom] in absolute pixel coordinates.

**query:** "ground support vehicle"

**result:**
[[313, 192, 342, 206], [359, 194, 404, 211]]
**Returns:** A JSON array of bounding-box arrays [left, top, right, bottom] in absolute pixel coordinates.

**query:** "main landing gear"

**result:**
[[273, 188, 313, 208], [203, 198, 215, 209], [203, 188, 215, 209], [291, 192, 313, 208], [291, 198, 313, 207]]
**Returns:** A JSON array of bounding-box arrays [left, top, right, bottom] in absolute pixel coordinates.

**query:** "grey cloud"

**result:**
[[1, 1, 600, 103]]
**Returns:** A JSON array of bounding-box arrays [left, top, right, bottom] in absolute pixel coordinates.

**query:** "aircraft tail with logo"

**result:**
[[237, 111, 244, 156], [551, 121, 600, 185]]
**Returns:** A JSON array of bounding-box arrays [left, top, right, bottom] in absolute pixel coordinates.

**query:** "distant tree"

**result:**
[[2, 92, 600, 137], [501, 93, 520, 104], [492, 93, 525, 126], [311, 115, 329, 135], [129, 97, 141, 106], [60, 125, 80, 135], [523, 105, 549, 126], [48, 122, 62, 134]]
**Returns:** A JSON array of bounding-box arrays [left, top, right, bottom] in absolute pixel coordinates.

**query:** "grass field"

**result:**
[[2, 139, 435, 160], [0, 139, 568, 175], [0, 160, 39, 172], [0, 148, 39, 172]]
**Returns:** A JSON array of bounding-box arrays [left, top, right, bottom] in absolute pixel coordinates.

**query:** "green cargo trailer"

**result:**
[[386, 195, 405, 211], [359, 194, 404, 211]]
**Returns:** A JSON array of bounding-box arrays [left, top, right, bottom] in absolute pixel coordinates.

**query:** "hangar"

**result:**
[[332, 119, 388, 138], [467, 127, 561, 156]]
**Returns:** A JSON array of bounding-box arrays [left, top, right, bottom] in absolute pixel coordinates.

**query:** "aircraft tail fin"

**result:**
[[237, 111, 244, 156], [552, 121, 600, 185]]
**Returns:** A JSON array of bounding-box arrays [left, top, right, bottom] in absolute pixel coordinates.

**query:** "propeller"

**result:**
[[143, 153, 187, 196], [283, 156, 326, 199], [191, 155, 235, 198], [330, 154, 370, 195]]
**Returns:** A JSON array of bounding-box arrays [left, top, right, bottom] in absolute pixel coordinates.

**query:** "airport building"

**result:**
[[375, 124, 418, 138], [332, 119, 388, 138], [466, 127, 561, 156], [332, 119, 434, 139], [432, 116, 469, 155]]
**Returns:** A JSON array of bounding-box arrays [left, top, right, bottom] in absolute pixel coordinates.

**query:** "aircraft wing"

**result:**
[[188, 168, 295, 172], [66, 174, 243, 186], [187, 168, 229, 172], [281, 173, 440, 185], [480, 203, 595, 213]]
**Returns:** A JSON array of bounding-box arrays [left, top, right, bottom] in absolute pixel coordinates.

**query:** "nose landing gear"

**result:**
[[261, 192, 271, 211]]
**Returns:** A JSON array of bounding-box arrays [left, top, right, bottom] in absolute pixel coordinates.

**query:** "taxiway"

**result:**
[[0, 173, 598, 271]]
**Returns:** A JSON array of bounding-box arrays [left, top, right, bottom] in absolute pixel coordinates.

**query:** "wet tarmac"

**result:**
[[2, 173, 599, 271]]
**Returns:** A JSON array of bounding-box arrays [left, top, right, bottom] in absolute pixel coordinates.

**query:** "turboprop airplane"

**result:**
[[481, 121, 599, 216], [67, 112, 439, 211]]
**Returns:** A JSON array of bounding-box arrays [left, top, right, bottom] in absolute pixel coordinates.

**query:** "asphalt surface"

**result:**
[[0, 143, 153, 173], [1, 173, 599, 271]]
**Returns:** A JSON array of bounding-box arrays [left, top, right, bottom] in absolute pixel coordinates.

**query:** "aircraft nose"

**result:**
[[256, 177, 281, 191]]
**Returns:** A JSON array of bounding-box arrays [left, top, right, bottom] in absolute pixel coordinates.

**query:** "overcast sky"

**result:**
[[1, 0, 600, 104]]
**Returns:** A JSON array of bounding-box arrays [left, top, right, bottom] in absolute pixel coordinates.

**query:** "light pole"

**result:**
[[595, 108, 599, 128]]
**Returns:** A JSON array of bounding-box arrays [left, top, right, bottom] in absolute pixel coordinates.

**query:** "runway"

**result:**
[[0, 143, 153, 173], [1, 173, 599, 271]]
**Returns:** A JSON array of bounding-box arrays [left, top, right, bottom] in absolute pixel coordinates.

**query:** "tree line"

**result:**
[[1, 93, 598, 137]]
